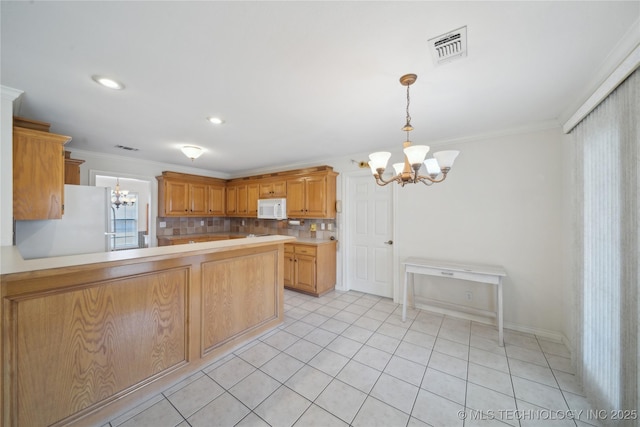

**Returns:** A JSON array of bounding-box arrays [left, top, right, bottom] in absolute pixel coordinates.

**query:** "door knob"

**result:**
[[384, 240, 393, 245]]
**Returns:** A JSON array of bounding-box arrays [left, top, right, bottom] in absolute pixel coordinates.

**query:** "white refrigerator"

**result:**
[[15, 185, 111, 259]]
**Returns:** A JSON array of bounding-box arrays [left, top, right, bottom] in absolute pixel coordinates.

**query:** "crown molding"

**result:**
[[67, 147, 231, 180]]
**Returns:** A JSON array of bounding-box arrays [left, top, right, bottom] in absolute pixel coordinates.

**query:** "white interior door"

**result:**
[[347, 174, 394, 297]]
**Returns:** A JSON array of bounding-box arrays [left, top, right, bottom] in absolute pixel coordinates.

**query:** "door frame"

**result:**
[[341, 168, 401, 302], [90, 169, 156, 248]]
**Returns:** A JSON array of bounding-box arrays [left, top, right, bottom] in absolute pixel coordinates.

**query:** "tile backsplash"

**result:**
[[156, 217, 337, 240]]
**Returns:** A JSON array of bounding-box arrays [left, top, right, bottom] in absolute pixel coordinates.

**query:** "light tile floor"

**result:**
[[104, 289, 598, 427]]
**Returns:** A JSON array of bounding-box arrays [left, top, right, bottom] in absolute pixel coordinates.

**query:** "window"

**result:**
[[110, 196, 139, 250]]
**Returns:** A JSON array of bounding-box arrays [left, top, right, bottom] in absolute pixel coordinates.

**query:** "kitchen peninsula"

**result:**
[[0, 235, 294, 427]]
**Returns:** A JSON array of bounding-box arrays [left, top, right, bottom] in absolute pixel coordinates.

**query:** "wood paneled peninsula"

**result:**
[[0, 235, 294, 427]]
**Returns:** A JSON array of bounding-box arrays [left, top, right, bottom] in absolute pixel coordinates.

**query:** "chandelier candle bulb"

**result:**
[[392, 163, 405, 176], [368, 151, 392, 171], [424, 158, 441, 176], [433, 150, 460, 169], [403, 145, 430, 165]]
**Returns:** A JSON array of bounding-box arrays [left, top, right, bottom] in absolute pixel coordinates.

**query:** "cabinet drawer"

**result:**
[[284, 244, 294, 254], [294, 245, 316, 256]]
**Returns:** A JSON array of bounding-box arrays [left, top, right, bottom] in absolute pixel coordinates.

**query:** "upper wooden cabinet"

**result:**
[[225, 182, 259, 217], [161, 166, 338, 219], [247, 183, 259, 216], [64, 151, 85, 185], [207, 184, 225, 216], [157, 172, 226, 217], [226, 184, 238, 215], [286, 171, 337, 218], [259, 180, 286, 198], [13, 122, 71, 220]]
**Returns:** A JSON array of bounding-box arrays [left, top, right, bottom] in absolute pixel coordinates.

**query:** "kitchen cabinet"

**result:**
[[226, 182, 259, 217], [259, 180, 286, 198], [284, 240, 337, 296], [247, 183, 259, 216], [13, 124, 71, 220], [236, 184, 248, 215], [160, 180, 189, 216], [158, 166, 337, 219], [207, 184, 225, 215], [189, 182, 208, 215], [226, 184, 237, 215], [64, 151, 84, 185], [157, 172, 227, 217], [286, 171, 337, 218]]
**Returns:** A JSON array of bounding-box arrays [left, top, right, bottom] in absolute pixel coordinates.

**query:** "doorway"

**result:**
[[93, 173, 153, 250], [345, 173, 395, 298]]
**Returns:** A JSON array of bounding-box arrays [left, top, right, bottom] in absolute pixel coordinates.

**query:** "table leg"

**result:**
[[402, 269, 408, 322], [497, 280, 504, 346]]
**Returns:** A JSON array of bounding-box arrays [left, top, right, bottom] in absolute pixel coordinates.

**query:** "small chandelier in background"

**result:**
[[368, 74, 459, 186], [111, 178, 136, 209]]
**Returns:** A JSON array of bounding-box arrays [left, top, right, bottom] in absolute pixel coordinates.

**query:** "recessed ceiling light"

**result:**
[[92, 75, 125, 90], [207, 116, 224, 125]]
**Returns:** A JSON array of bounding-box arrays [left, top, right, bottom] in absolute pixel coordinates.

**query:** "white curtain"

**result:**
[[571, 69, 638, 424]]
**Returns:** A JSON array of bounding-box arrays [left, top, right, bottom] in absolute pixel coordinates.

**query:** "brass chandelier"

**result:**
[[111, 178, 136, 209], [368, 74, 459, 186]]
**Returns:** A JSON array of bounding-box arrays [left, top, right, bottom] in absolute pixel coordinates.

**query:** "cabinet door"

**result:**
[[286, 178, 306, 217], [247, 183, 259, 216], [271, 181, 287, 198], [304, 175, 327, 217], [165, 181, 190, 215], [295, 254, 317, 293], [226, 185, 237, 215], [13, 127, 69, 220], [189, 183, 208, 215], [236, 185, 248, 216], [284, 252, 295, 287], [259, 180, 286, 198], [259, 182, 274, 199], [208, 185, 225, 216]]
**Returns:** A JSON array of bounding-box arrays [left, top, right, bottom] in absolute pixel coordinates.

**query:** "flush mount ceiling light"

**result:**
[[207, 116, 224, 125], [368, 74, 460, 186], [181, 145, 203, 161], [91, 75, 125, 90]]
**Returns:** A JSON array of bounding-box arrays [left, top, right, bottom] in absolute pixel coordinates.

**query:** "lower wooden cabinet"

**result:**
[[157, 235, 230, 246], [284, 240, 337, 296]]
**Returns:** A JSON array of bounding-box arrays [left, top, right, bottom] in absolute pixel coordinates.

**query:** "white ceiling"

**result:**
[[2, 1, 639, 177]]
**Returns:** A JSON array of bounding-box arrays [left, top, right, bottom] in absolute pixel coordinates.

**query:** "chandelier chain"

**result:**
[[405, 84, 412, 128]]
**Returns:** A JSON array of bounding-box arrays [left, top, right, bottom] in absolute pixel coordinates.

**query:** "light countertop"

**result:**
[[1, 235, 296, 276]]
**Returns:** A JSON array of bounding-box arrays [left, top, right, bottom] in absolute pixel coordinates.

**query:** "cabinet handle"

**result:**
[[441, 271, 454, 276]]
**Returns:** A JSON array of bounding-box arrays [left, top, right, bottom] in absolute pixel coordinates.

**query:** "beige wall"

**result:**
[[327, 126, 568, 341], [4, 121, 571, 341]]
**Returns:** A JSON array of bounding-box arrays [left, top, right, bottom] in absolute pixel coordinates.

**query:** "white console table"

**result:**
[[402, 257, 507, 346]]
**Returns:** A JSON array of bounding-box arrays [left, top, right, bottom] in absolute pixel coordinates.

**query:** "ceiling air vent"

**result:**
[[114, 144, 139, 151], [428, 26, 467, 65]]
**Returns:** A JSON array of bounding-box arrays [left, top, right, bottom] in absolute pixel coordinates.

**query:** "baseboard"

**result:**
[[412, 301, 570, 347], [503, 321, 567, 344]]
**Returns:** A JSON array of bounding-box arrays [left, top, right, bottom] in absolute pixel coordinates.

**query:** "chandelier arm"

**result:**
[[415, 172, 449, 185], [374, 169, 406, 187], [373, 173, 394, 187]]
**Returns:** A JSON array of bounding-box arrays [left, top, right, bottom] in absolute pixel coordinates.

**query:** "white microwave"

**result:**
[[257, 198, 287, 220]]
